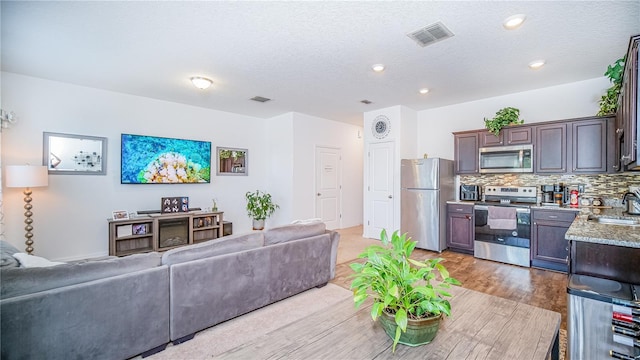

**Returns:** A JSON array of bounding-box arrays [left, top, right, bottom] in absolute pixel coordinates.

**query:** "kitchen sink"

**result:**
[[587, 215, 640, 226]]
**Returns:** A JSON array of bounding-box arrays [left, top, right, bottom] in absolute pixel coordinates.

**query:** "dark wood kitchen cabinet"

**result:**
[[571, 118, 608, 173], [534, 117, 612, 174], [616, 34, 639, 170], [534, 123, 568, 173], [479, 127, 533, 148], [446, 203, 474, 254], [454, 132, 479, 174], [530, 209, 577, 272]]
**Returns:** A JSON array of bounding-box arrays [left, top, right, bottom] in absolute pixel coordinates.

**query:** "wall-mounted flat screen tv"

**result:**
[[121, 134, 211, 184]]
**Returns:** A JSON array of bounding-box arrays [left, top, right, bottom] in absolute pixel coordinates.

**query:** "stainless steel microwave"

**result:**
[[479, 144, 533, 173]]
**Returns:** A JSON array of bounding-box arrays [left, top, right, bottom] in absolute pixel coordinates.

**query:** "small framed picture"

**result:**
[[112, 210, 130, 221], [132, 224, 147, 235], [204, 217, 213, 227]]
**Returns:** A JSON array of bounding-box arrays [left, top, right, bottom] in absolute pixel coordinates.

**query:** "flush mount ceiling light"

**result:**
[[372, 64, 385, 72], [419, 88, 430, 94], [190, 76, 213, 90], [503, 14, 526, 30], [528, 60, 546, 69]]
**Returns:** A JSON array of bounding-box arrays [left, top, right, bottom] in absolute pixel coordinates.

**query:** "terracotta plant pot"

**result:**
[[252, 219, 265, 230], [378, 310, 442, 347]]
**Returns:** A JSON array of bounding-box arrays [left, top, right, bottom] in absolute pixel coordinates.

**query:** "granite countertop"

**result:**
[[565, 208, 640, 249]]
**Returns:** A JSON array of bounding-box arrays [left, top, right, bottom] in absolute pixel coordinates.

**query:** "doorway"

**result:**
[[315, 146, 341, 230], [366, 141, 395, 239]]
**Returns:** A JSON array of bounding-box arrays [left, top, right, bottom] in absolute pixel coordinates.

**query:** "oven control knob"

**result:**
[[512, 231, 518, 236]]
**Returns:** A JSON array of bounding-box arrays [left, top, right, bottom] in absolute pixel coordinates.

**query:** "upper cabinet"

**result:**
[[571, 118, 609, 173], [479, 126, 533, 148], [617, 35, 640, 170], [454, 116, 614, 175], [454, 132, 479, 174], [535, 123, 568, 173]]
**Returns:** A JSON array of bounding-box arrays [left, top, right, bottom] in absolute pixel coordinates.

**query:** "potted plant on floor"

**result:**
[[245, 190, 279, 230], [350, 229, 460, 352]]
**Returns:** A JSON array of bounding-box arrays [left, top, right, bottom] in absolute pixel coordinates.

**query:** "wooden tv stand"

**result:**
[[108, 211, 224, 256]]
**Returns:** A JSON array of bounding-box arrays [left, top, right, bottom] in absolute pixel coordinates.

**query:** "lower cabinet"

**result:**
[[530, 209, 578, 272], [446, 203, 474, 254]]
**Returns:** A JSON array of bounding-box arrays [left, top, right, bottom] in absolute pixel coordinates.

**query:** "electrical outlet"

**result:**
[[578, 184, 585, 193]]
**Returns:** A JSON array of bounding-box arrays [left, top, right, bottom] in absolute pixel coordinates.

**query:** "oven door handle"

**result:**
[[474, 205, 530, 213]]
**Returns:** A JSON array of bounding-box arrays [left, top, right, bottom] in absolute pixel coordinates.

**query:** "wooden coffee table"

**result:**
[[217, 286, 560, 359]]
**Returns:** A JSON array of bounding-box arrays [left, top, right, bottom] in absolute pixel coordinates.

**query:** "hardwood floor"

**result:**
[[330, 227, 569, 331]]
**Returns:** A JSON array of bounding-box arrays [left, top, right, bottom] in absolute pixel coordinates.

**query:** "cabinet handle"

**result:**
[[456, 208, 464, 211], [548, 215, 558, 219], [616, 128, 623, 134], [465, 215, 471, 220]]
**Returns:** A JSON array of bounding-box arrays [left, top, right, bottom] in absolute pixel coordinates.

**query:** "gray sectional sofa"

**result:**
[[0, 221, 339, 360]]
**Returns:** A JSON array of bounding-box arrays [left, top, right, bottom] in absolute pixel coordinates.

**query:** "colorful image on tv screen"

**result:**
[[121, 134, 211, 184]]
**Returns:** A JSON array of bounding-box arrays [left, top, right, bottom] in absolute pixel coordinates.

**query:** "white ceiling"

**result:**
[[2, 1, 639, 126]]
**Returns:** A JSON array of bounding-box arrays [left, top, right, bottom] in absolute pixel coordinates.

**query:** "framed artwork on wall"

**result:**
[[217, 147, 248, 176], [43, 132, 107, 175]]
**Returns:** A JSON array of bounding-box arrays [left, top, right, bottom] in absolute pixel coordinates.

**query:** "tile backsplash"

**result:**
[[459, 173, 640, 207]]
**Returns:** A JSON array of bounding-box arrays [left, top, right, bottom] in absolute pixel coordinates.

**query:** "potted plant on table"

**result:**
[[484, 106, 524, 136], [350, 230, 460, 352], [245, 190, 279, 230]]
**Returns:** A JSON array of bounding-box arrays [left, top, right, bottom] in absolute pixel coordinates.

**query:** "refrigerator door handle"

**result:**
[[388, 195, 393, 199]]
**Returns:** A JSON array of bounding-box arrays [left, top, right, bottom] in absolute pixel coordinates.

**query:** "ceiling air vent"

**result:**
[[407, 21, 454, 47], [250, 96, 271, 103]]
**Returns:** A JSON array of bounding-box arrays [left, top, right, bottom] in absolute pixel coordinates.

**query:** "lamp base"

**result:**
[[23, 188, 35, 255]]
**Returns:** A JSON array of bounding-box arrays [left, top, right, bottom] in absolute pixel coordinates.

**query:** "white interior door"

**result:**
[[315, 146, 341, 230], [367, 141, 394, 239]]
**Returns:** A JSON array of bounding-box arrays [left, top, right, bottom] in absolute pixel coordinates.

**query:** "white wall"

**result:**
[[416, 77, 612, 160], [291, 112, 363, 228], [1, 72, 270, 260], [265, 113, 294, 227]]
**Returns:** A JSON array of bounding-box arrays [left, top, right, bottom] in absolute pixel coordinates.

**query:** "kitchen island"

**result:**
[[565, 207, 640, 285]]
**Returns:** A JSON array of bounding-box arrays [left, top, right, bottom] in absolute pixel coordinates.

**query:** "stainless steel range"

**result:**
[[473, 186, 537, 267]]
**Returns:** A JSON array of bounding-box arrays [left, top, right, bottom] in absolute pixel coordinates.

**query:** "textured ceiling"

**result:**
[[2, 1, 640, 125]]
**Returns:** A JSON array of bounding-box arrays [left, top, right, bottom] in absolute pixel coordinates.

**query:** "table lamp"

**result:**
[[5, 165, 49, 254]]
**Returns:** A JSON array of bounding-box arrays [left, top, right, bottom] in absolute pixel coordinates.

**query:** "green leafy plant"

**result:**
[[245, 190, 279, 221], [350, 230, 460, 352], [484, 107, 523, 136], [597, 56, 626, 116]]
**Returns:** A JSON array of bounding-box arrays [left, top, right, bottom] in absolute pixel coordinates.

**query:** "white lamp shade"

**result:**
[[5, 165, 49, 188]]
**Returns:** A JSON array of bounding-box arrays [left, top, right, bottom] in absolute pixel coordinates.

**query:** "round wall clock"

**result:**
[[372, 115, 391, 139]]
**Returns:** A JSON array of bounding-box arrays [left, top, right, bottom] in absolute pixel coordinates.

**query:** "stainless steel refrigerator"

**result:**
[[400, 158, 454, 252]]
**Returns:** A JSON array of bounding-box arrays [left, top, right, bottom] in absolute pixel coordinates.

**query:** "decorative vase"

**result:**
[[252, 219, 265, 230], [378, 310, 442, 347]]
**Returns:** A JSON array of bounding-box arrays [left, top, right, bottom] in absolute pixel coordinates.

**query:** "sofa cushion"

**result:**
[[0, 252, 162, 299], [161, 232, 264, 266], [13, 253, 65, 268], [264, 222, 327, 245], [0, 240, 20, 268]]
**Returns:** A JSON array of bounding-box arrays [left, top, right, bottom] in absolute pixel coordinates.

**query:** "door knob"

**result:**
[[388, 195, 393, 199], [317, 193, 322, 196]]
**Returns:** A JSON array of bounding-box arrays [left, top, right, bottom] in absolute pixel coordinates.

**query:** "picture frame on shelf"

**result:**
[[43, 132, 107, 175], [112, 210, 130, 221], [132, 224, 147, 235], [217, 147, 248, 176]]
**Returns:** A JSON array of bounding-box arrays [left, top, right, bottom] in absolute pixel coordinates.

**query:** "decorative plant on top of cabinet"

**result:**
[[484, 107, 524, 136]]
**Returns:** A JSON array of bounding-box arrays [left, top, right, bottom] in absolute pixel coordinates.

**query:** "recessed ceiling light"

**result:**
[[372, 64, 385, 72], [190, 76, 213, 90], [503, 14, 526, 30], [528, 60, 546, 69], [419, 88, 430, 94]]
